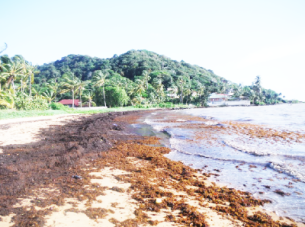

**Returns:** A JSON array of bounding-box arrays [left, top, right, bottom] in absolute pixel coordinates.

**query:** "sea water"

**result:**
[[143, 104, 305, 222]]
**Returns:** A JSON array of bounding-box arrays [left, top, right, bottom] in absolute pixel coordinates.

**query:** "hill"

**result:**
[[0, 50, 285, 109], [36, 50, 221, 86]]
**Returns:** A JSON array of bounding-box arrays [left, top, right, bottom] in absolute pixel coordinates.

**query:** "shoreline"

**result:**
[[142, 108, 305, 222], [0, 111, 304, 226]]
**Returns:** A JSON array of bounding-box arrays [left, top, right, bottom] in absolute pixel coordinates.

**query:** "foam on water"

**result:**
[[224, 140, 273, 156], [269, 162, 305, 183]]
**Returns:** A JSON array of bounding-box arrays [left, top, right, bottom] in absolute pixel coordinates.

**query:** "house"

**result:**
[[58, 99, 80, 107], [166, 87, 179, 99], [208, 93, 229, 103], [207, 93, 250, 106]]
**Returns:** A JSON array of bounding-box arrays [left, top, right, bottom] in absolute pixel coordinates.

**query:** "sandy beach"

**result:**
[[0, 111, 304, 227]]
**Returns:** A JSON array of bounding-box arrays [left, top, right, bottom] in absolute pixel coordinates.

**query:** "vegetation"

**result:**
[[0, 106, 146, 120], [0, 50, 289, 111]]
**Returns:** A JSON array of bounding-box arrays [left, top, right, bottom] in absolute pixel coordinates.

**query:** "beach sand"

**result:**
[[0, 111, 304, 227]]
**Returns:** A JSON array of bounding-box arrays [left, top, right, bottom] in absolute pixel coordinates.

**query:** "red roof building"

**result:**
[[58, 99, 80, 107]]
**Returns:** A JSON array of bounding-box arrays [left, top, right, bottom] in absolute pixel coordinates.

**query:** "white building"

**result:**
[[207, 93, 250, 106]]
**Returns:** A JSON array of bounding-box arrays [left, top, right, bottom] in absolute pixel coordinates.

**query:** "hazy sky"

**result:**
[[1, 0, 304, 100]]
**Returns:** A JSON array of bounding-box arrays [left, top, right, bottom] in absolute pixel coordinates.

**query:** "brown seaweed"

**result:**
[[0, 110, 299, 227]]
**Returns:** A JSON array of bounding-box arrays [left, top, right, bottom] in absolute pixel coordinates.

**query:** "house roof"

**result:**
[[58, 99, 80, 106], [208, 93, 228, 99]]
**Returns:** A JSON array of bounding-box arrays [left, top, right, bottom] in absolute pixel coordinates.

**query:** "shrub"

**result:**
[[50, 102, 69, 110], [158, 102, 174, 108], [105, 86, 129, 107], [15, 95, 49, 110]]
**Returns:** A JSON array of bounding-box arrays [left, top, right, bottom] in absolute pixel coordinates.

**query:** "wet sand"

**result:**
[[0, 111, 304, 226]]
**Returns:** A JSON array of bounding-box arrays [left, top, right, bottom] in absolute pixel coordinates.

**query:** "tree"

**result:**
[[92, 70, 107, 107], [176, 76, 190, 104], [195, 82, 205, 106], [82, 90, 95, 107], [142, 70, 151, 89], [0, 89, 14, 109], [41, 90, 56, 103], [45, 79, 60, 102], [132, 78, 146, 100], [252, 76, 262, 104], [25, 63, 39, 96], [152, 77, 165, 103], [0, 69, 6, 90], [232, 84, 243, 98], [74, 80, 89, 107], [59, 73, 81, 108], [105, 86, 129, 107], [1, 56, 24, 92]]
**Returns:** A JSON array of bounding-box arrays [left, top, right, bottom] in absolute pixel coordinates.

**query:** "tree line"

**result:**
[[0, 50, 286, 110]]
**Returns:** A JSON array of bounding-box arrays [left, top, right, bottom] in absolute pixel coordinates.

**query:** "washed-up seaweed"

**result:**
[[0, 110, 299, 226], [0, 111, 142, 218]]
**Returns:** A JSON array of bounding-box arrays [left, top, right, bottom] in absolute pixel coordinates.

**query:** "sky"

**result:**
[[1, 0, 305, 101]]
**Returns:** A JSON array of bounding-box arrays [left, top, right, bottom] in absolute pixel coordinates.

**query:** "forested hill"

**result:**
[[0, 49, 285, 110], [36, 50, 221, 86]]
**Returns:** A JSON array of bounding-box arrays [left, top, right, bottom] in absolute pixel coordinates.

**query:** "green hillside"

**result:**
[[0, 50, 285, 110], [37, 50, 220, 82]]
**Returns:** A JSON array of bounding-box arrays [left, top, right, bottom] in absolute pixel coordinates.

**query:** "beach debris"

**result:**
[[204, 121, 219, 126], [110, 186, 125, 193], [112, 123, 121, 130], [83, 208, 109, 219], [274, 189, 291, 196], [155, 198, 162, 204], [111, 202, 119, 208], [72, 175, 82, 180], [203, 116, 214, 120], [284, 185, 294, 188]]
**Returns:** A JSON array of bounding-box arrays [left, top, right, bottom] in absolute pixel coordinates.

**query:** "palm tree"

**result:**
[[252, 76, 262, 104], [25, 63, 39, 96], [0, 69, 6, 90], [176, 76, 189, 104], [92, 70, 107, 107], [59, 73, 81, 108], [82, 90, 95, 107], [242, 86, 256, 103], [184, 84, 192, 105], [142, 70, 151, 89], [45, 79, 60, 101], [232, 84, 243, 98], [74, 80, 89, 108], [196, 83, 205, 106], [152, 78, 165, 103], [41, 90, 56, 104], [19, 77, 28, 93], [1, 57, 24, 92], [0, 89, 14, 109], [134, 78, 146, 96]]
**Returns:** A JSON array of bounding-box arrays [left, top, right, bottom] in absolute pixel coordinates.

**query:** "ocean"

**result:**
[[142, 104, 305, 222]]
